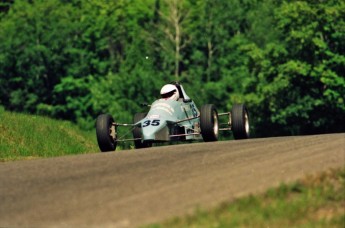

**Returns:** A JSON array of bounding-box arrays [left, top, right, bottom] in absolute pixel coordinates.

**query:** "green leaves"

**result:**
[[0, 0, 343, 134], [248, 0, 345, 135]]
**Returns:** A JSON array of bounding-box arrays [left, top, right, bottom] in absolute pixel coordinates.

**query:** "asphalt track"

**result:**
[[0, 133, 344, 227]]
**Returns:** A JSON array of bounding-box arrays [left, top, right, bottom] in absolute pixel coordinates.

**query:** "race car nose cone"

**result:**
[[141, 120, 168, 141], [142, 127, 156, 141]]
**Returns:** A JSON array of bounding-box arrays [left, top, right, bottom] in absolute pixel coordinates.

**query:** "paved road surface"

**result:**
[[0, 133, 344, 227]]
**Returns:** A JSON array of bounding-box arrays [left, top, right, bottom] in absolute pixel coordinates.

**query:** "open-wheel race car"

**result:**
[[95, 82, 250, 152]]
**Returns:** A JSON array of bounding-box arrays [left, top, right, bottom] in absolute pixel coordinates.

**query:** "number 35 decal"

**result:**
[[142, 119, 160, 127]]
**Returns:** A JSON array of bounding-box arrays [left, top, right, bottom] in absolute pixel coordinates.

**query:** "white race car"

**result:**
[[96, 82, 250, 152]]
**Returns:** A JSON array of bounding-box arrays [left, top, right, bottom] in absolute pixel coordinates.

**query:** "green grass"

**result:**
[[0, 106, 98, 161], [147, 168, 345, 228]]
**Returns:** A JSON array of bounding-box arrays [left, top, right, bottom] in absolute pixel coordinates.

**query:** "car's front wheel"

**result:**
[[231, 104, 250, 139], [200, 104, 219, 142], [96, 114, 117, 152]]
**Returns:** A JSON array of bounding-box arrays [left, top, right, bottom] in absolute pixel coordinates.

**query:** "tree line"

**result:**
[[0, 0, 344, 137]]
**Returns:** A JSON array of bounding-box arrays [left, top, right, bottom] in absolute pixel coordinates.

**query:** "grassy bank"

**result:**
[[0, 107, 98, 161], [148, 168, 345, 228]]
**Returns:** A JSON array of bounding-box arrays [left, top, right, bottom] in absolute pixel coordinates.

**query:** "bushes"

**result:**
[[0, 0, 344, 135]]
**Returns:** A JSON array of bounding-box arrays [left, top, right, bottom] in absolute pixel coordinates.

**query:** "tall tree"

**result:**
[[0, 0, 77, 112], [154, 0, 191, 81], [185, 0, 256, 108], [243, 0, 345, 135]]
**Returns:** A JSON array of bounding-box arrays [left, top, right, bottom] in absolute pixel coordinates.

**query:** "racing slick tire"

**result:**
[[96, 114, 117, 152], [133, 113, 153, 149], [200, 104, 219, 142], [231, 104, 250, 139]]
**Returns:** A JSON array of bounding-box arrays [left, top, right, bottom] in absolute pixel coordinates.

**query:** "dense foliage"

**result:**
[[0, 0, 344, 136]]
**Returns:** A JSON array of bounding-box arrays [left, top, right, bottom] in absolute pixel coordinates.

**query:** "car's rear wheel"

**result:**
[[231, 104, 250, 139], [133, 113, 152, 149], [200, 104, 219, 142], [96, 114, 117, 152]]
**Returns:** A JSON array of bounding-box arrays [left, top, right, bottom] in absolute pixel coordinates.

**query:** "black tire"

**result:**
[[200, 104, 219, 142], [133, 113, 152, 149], [96, 114, 117, 152], [231, 104, 250, 139]]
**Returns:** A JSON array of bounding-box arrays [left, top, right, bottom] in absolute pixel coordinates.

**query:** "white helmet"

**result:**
[[160, 84, 180, 101]]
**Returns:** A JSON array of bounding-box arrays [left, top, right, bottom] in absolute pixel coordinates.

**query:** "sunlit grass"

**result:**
[[147, 168, 345, 228], [0, 107, 98, 161]]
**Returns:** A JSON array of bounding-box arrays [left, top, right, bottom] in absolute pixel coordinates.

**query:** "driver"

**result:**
[[160, 84, 180, 101]]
